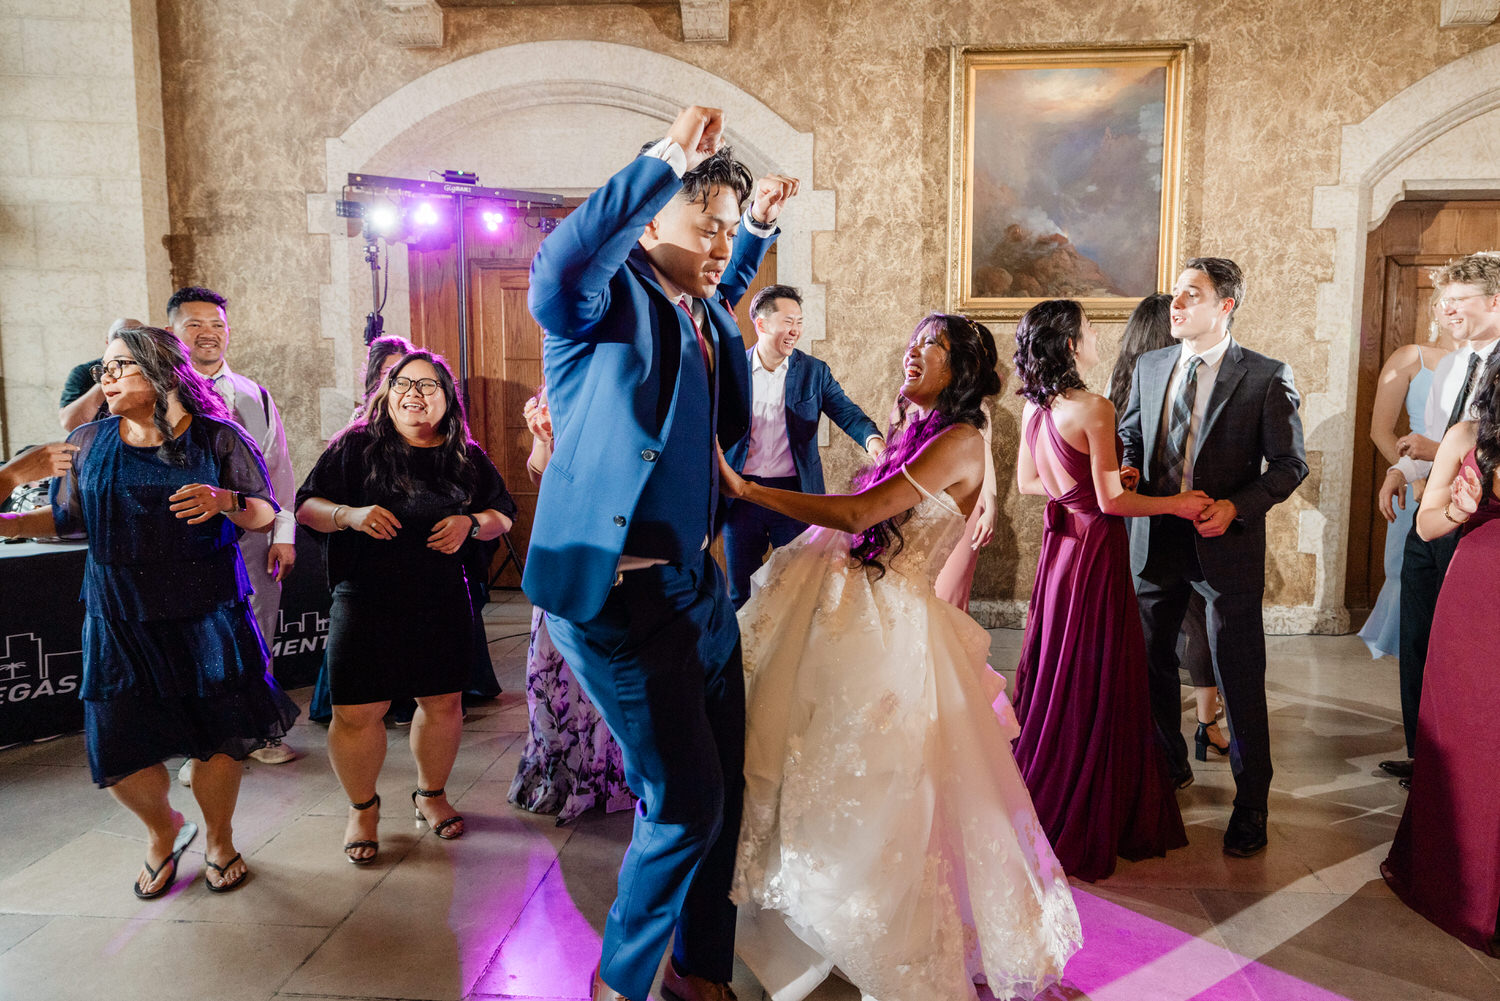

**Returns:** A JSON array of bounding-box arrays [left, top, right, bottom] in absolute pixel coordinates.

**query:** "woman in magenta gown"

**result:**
[[1382, 354, 1500, 956], [1010, 299, 1202, 881]]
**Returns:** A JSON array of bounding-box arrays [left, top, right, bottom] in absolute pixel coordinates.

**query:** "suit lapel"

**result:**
[[1194, 342, 1246, 463], [1140, 349, 1174, 463]]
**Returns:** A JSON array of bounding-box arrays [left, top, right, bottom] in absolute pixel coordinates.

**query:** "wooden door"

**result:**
[[1346, 200, 1500, 614]]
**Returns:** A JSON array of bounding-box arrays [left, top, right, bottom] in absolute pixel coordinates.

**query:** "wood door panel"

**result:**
[[1345, 200, 1500, 616]]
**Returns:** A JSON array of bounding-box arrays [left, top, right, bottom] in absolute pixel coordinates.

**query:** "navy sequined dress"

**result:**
[[50, 416, 298, 787]]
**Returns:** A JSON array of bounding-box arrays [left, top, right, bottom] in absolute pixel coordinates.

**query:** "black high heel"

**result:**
[[412, 788, 464, 840], [1195, 720, 1230, 761], [343, 793, 380, 864]]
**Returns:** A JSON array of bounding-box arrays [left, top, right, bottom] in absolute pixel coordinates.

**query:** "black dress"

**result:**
[[50, 417, 298, 787], [295, 430, 515, 704]]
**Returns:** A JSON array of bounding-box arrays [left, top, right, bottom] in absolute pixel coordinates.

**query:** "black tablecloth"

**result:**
[[0, 541, 87, 745]]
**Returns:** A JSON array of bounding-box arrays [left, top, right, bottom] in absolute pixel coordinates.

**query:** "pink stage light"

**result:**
[[482, 210, 504, 232], [412, 202, 439, 227]]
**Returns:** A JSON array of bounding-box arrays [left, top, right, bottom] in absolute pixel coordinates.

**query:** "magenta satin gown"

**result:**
[[1382, 449, 1500, 955], [1012, 406, 1187, 882]]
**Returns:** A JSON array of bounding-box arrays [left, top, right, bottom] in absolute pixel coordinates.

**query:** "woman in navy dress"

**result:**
[[0, 326, 296, 897]]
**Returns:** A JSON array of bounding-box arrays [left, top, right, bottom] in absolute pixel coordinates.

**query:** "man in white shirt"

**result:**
[[1375, 253, 1500, 781], [168, 286, 299, 766], [721, 284, 883, 607]]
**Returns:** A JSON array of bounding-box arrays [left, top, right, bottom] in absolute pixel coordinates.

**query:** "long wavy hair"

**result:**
[[850, 313, 1002, 576], [1472, 351, 1500, 495], [1014, 299, 1090, 408], [1107, 293, 1173, 416], [352, 349, 476, 505], [109, 326, 233, 465]]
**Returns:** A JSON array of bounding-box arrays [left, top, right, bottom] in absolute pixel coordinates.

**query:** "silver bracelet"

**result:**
[[332, 504, 348, 530]]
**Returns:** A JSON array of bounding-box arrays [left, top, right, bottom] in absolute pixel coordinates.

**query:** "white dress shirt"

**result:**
[[205, 359, 296, 546], [743, 350, 798, 478], [1393, 338, 1500, 484], [1156, 334, 1234, 491]]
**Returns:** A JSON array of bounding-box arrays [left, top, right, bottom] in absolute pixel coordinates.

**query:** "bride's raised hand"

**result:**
[[1450, 464, 1483, 518], [1173, 490, 1213, 520], [718, 445, 749, 500]]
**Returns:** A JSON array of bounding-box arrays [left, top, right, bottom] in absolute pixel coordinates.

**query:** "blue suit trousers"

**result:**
[[543, 550, 744, 1000]]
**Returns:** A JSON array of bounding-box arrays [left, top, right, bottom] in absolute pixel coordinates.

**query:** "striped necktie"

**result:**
[[1157, 355, 1202, 494]]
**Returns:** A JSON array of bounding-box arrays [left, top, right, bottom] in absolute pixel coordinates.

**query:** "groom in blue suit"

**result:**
[[722, 283, 883, 607], [524, 105, 797, 1001]]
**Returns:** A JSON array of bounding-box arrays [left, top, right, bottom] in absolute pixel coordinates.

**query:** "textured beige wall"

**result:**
[[0, 0, 171, 454], [12, 0, 1500, 620]]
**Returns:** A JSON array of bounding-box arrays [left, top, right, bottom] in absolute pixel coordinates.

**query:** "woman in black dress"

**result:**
[[0, 326, 295, 896], [296, 350, 515, 863]]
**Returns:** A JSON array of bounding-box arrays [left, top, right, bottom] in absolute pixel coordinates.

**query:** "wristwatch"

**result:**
[[466, 513, 481, 538], [231, 490, 247, 512]]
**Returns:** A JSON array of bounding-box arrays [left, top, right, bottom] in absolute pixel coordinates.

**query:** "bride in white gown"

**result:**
[[721, 314, 1082, 1001]]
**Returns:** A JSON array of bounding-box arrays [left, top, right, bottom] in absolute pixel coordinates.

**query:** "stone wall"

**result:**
[[6, 0, 1500, 626]]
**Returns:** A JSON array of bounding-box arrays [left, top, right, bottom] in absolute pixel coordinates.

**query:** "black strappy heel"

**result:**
[[344, 793, 381, 864], [412, 788, 464, 840]]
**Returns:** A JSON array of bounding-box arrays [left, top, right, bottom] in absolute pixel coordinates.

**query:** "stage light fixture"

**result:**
[[367, 205, 398, 235], [482, 210, 504, 232], [413, 202, 439, 227]]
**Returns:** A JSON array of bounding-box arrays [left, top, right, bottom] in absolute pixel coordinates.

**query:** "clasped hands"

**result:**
[[1120, 466, 1236, 536], [336, 504, 471, 554], [667, 105, 799, 226]]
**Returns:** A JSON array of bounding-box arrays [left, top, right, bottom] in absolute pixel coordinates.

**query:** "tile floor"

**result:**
[[1, 592, 1497, 1000]]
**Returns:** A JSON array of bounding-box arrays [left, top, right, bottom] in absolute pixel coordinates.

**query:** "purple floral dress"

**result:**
[[508, 607, 633, 824]]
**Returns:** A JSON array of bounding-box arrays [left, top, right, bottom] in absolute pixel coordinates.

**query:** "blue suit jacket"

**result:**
[[522, 155, 773, 621], [723, 348, 880, 495]]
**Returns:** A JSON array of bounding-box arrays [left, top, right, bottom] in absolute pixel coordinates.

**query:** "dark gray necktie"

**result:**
[[1445, 353, 1482, 432], [1157, 356, 1202, 494]]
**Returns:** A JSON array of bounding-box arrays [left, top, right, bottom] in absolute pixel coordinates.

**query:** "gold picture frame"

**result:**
[[946, 44, 1187, 321]]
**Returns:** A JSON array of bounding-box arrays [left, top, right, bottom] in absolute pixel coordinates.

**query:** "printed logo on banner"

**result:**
[[273, 610, 329, 659], [0, 633, 81, 704]]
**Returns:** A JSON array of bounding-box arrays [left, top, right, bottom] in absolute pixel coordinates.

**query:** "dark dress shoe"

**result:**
[[1399, 777, 1411, 790], [660, 957, 737, 1001], [1169, 766, 1195, 791], [1222, 806, 1268, 858], [1379, 758, 1414, 779]]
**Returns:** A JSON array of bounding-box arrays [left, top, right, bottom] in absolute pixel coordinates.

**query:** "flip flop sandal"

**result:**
[[133, 820, 198, 900], [203, 853, 248, 893]]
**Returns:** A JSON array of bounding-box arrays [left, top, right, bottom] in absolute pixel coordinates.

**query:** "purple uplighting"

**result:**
[[412, 202, 439, 227], [482, 210, 504, 232]]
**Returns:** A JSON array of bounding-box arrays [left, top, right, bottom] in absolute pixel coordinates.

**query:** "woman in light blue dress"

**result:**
[[1360, 340, 1445, 657]]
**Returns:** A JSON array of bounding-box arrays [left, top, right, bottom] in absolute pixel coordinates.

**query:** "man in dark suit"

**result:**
[[721, 283, 883, 607], [1120, 257, 1308, 859], [523, 105, 796, 1001]]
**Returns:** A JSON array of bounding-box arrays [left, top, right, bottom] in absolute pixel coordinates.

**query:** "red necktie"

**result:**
[[678, 298, 713, 374]]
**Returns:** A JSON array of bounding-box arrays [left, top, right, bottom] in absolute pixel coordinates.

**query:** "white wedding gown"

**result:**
[[732, 469, 1082, 1001]]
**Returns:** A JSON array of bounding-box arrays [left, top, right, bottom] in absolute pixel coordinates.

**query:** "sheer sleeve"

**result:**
[[208, 419, 277, 509], [295, 430, 361, 525], [48, 421, 101, 539], [468, 443, 517, 519]]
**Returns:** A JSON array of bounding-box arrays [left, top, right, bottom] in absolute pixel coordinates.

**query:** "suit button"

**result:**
[[613, 515, 626, 527], [641, 449, 658, 462]]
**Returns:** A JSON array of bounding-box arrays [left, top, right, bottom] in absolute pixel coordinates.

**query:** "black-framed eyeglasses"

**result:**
[[391, 376, 441, 397], [90, 360, 140, 383]]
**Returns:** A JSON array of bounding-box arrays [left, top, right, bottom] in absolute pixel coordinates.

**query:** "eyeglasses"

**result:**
[[1437, 293, 1489, 309], [90, 360, 140, 383], [391, 376, 441, 397]]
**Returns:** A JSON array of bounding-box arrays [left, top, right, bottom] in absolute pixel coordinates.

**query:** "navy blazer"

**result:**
[[723, 348, 880, 495], [523, 155, 773, 621], [1118, 340, 1308, 593]]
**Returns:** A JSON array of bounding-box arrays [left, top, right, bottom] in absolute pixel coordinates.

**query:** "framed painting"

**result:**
[[947, 44, 1187, 320]]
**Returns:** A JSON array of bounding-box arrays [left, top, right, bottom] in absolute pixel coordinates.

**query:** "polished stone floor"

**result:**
[[1, 592, 1497, 1001]]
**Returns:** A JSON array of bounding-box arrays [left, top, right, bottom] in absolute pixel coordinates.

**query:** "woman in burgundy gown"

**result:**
[[1382, 356, 1500, 956], [1011, 299, 1203, 881]]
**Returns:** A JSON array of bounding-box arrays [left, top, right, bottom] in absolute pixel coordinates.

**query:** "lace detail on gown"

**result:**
[[733, 467, 1082, 1001]]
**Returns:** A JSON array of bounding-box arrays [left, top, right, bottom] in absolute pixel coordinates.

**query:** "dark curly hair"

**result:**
[[1472, 351, 1500, 496], [1107, 293, 1173, 416], [1014, 299, 1089, 408], [352, 350, 476, 506], [637, 139, 754, 209], [109, 326, 234, 465], [850, 313, 1002, 576], [354, 335, 413, 422]]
